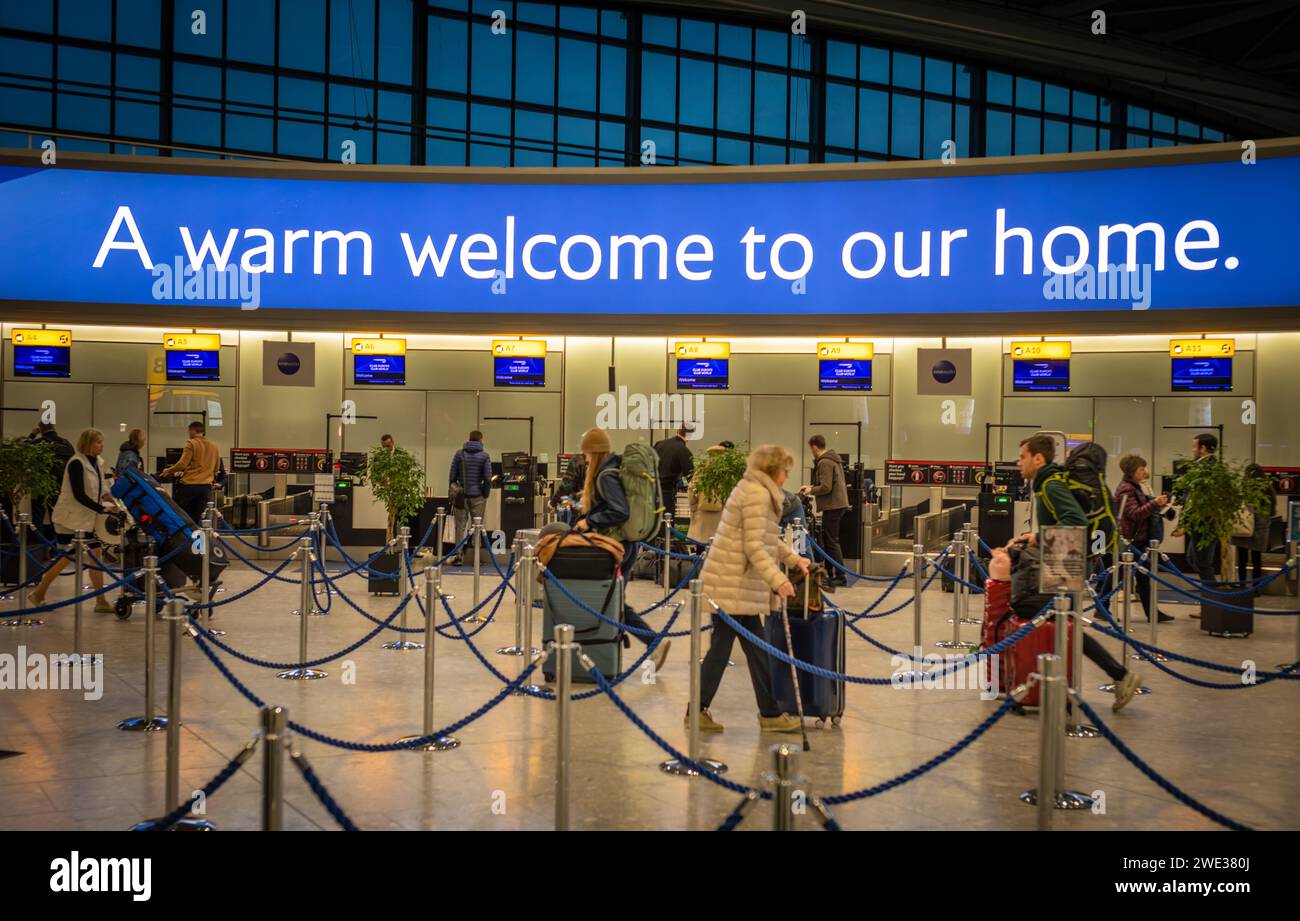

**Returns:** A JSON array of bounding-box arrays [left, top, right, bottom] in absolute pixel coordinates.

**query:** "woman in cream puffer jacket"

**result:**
[[694, 445, 809, 734]]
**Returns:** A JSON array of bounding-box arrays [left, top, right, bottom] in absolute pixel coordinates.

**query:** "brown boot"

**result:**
[[757, 713, 803, 733]]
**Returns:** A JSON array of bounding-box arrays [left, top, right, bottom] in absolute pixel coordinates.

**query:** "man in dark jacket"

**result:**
[[449, 431, 493, 564], [29, 423, 74, 541], [800, 435, 850, 585], [1175, 432, 1221, 585], [653, 425, 694, 523], [1010, 434, 1145, 710]]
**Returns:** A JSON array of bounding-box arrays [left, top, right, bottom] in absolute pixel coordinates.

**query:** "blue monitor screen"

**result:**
[[1013, 358, 1070, 392], [1172, 357, 1232, 392], [14, 344, 70, 378], [819, 359, 872, 391], [494, 356, 545, 387], [353, 353, 406, 385], [166, 349, 220, 381], [677, 358, 729, 390]]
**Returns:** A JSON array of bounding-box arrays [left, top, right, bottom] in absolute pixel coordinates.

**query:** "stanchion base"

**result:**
[[461, 614, 489, 624], [396, 734, 461, 751], [186, 628, 226, 638], [496, 645, 539, 656], [934, 639, 969, 649], [948, 617, 983, 626], [1098, 682, 1152, 695], [1, 618, 45, 627], [697, 659, 736, 667], [381, 640, 425, 650], [1019, 789, 1095, 810], [1065, 723, 1102, 738], [289, 609, 328, 617], [659, 758, 727, 776], [117, 716, 169, 732], [1205, 630, 1251, 639], [1276, 661, 1299, 671], [511, 684, 547, 696], [1131, 652, 1168, 662], [129, 816, 218, 831], [276, 668, 328, 680]]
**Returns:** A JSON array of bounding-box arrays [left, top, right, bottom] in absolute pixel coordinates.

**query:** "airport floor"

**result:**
[[1, 553, 1297, 832]]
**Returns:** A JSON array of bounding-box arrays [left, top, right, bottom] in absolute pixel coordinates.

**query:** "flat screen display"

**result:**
[[1013, 358, 1070, 392], [677, 358, 728, 390], [13, 344, 70, 378], [494, 355, 545, 387], [353, 352, 406, 385], [166, 349, 220, 381], [818, 359, 872, 391], [1172, 357, 1232, 392]]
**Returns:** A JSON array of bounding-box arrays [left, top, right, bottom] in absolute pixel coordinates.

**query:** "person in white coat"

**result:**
[[693, 444, 809, 733], [30, 429, 115, 611]]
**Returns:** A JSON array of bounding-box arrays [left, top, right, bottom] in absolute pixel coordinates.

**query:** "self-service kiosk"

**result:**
[[497, 452, 541, 544]]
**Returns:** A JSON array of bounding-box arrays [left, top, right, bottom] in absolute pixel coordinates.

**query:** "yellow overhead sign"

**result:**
[[675, 341, 730, 360], [164, 333, 221, 351], [1011, 341, 1071, 359], [492, 339, 546, 358], [352, 337, 407, 356], [1170, 338, 1234, 357], [818, 342, 873, 360], [12, 328, 71, 347]]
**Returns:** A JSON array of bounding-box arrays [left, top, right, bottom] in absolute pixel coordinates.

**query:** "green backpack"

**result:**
[[596, 443, 664, 543]]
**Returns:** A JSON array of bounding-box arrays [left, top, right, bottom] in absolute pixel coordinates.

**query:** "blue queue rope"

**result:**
[[805, 536, 921, 582], [1142, 567, 1298, 615], [2, 571, 133, 616], [1156, 552, 1293, 595], [134, 749, 250, 831], [290, 754, 359, 831]]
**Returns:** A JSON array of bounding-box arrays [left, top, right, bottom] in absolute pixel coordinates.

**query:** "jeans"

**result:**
[[173, 482, 213, 526], [453, 495, 488, 555], [819, 507, 847, 577], [1184, 531, 1221, 582], [699, 612, 780, 718]]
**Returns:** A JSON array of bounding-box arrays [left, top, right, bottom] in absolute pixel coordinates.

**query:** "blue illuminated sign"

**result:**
[[1013, 358, 1070, 392], [353, 353, 405, 385], [14, 344, 70, 378], [166, 349, 219, 381], [819, 359, 872, 391], [678, 358, 729, 390], [1172, 357, 1232, 392], [0, 155, 1297, 316], [495, 356, 545, 387]]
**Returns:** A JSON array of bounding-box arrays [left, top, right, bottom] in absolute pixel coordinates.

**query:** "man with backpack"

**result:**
[[574, 427, 671, 671], [1010, 434, 1144, 709], [449, 430, 493, 565]]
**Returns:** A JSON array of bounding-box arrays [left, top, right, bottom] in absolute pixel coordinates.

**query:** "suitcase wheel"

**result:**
[[815, 718, 825, 729], [113, 596, 133, 621], [831, 715, 842, 727]]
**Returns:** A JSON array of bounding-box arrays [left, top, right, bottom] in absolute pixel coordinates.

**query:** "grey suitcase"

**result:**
[[542, 574, 624, 684]]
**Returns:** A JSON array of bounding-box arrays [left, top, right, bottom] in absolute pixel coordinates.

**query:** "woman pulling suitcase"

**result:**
[[572, 428, 672, 672], [693, 444, 809, 734]]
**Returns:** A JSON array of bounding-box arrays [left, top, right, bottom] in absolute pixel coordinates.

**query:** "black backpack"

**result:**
[[1045, 442, 1117, 555]]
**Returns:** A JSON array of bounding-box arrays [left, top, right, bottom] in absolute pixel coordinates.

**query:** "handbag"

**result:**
[[448, 480, 466, 510], [1231, 506, 1254, 538]]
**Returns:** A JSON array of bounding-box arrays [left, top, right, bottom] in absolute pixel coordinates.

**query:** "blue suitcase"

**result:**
[[111, 469, 228, 594], [765, 609, 846, 725]]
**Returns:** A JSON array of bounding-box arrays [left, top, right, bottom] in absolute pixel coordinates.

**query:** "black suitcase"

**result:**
[[1199, 584, 1253, 637], [368, 549, 401, 595]]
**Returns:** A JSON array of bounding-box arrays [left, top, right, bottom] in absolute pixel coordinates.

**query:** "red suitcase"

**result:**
[[982, 578, 1071, 708]]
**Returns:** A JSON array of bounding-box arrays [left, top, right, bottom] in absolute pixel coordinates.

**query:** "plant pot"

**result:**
[[368, 549, 400, 596], [1200, 582, 1254, 638]]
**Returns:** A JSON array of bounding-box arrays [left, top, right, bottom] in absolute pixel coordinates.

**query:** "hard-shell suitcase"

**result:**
[[982, 578, 1072, 709], [1199, 585, 1254, 637], [541, 544, 624, 683], [368, 549, 400, 595], [110, 469, 227, 593], [765, 574, 846, 726]]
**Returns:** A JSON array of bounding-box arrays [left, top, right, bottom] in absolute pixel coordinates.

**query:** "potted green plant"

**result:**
[[689, 445, 747, 509], [1172, 455, 1273, 636], [0, 437, 58, 581], [365, 444, 426, 594]]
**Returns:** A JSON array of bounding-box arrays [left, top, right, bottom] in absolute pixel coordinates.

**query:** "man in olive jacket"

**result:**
[[800, 434, 850, 585]]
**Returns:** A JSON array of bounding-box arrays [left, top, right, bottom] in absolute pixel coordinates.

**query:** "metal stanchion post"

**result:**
[[398, 567, 460, 751], [279, 536, 329, 678], [261, 705, 286, 831], [131, 599, 216, 830], [498, 535, 527, 656], [959, 523, 980, 624], [1136, 539, 1167, 662], [912, 543, 924, 650], [1285, 540, 1300, 669], [660, 580, 726, 776], [937, 531, 966, 648], [1023, 653, 1064, 830], [1102, 553, 1133, 693], [4, 513, 44, 627], [472, 515, 483, 610], [1066, 586, 1099, 738], [118, 554, 168, 731], [768, 744, 802, 831], [516, 545, 544, 694], [72, 529, 86, 655], [662, 511, 672, 599], [382, 526, 421, 651], [554, 622, 574, 831], [316, 505, 336, 595], [0, 509, 12, 602], [434, 507, 447, 563], [197, 514, 225, 636]]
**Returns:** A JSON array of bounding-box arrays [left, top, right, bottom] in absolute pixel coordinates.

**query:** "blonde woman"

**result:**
[[30, 428, 115, 611], [695, 444, 809, 733]]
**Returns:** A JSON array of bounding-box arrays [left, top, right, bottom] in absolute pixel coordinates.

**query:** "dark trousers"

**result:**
[[1184, 532, 1221, 583], [699, 612, 780, 718], [620, 542, 655, 646], [660, 481, 679, 525], [1237, 549, 1262, 583], [1129, 540, 1159, 621], [1083, 633, 1128, 682], [173, 482, 213, 526], [819, 507, 847, 575]]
